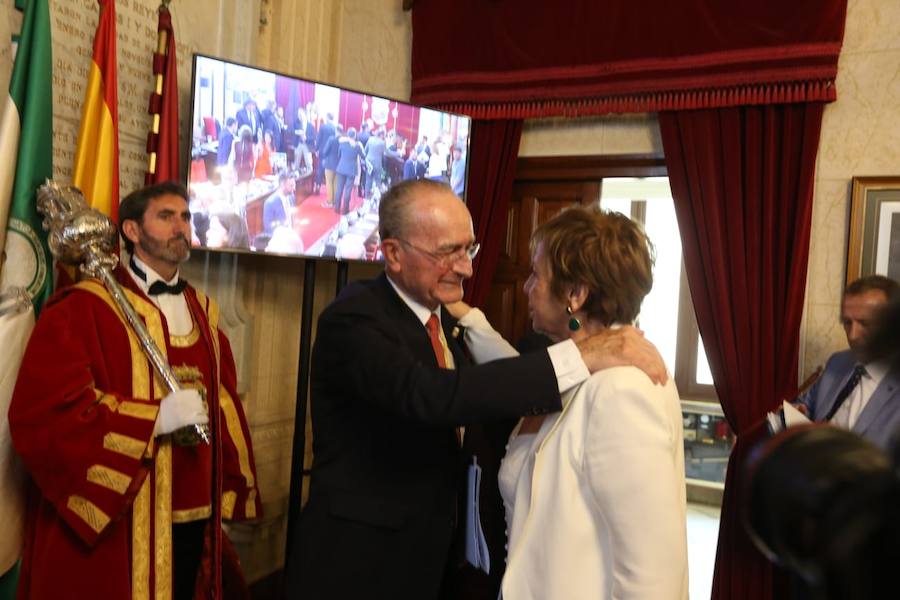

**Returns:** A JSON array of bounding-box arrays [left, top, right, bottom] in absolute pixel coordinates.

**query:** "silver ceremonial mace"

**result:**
[[37, 180, 210, 445]]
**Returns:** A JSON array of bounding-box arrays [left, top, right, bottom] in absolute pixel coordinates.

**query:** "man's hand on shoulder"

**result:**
[[576, 326, 668, 385]]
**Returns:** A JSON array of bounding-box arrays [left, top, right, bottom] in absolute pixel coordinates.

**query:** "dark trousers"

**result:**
[[174, 520, 208, 600], [335, 173, 355, 214]]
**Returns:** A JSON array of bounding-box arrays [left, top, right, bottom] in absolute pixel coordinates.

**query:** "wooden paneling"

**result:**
[[484, 179, 601, 344]]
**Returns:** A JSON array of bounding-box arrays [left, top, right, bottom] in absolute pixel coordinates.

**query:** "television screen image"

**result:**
[[187, 54, 472, 261]]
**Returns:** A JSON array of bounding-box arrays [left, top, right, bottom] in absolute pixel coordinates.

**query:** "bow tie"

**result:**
[[130, 258, 187, 296]]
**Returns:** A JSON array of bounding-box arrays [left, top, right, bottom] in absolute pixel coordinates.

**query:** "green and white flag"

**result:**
[[0, 0, 52, 307], [0, 0, 52, 592]]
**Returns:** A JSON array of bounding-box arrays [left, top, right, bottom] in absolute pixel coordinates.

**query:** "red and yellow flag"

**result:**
[[73, 0, 119, 222]]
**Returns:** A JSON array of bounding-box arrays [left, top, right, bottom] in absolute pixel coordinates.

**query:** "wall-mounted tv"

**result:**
[[187, 54, 472, 261]]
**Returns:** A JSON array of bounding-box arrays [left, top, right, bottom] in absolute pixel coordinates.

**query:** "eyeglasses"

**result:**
[[397, 238, 480, 266]]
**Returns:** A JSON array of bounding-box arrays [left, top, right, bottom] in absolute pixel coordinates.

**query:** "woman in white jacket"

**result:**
[[451, 206, 688, 600]]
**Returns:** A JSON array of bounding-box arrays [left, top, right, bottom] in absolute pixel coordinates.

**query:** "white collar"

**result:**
[[128, 255, 180, 293], [862, 359, 889, 386], [386, 275, 441, 327]]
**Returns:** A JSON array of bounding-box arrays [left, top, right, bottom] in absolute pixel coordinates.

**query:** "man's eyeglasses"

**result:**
[[397, 239, 481, 266]]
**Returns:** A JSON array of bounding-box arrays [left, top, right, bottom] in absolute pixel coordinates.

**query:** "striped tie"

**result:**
[[824, 364, 866, 422]]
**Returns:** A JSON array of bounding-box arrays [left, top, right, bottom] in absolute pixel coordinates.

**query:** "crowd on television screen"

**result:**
[[187, 90, 468, 259]]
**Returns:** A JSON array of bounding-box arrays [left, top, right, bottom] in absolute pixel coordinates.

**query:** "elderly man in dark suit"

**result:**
[[799, 275, 900, 448], [235, 98, 262, 143], [285, 179, 667, 599]]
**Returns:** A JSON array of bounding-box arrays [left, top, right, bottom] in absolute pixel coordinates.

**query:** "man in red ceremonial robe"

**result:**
[[9, 182, 261, 600]]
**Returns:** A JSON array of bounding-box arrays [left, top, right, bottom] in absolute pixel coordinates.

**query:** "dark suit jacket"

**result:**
[[261, 108, 280, 150], [799, 349, 900, 449], [217, 129, 235, 165], [235, 107, 262, 142], [316, 122, 336, 160], [335, 139, 365, 178], [286, 274, 560, 600], [320, 136, 341, 171], [262, 193, 288, 234]]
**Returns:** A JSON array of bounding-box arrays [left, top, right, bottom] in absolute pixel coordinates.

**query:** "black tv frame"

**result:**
[[186, 53, 472, 265]]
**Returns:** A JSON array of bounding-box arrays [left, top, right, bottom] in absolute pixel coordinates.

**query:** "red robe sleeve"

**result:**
[[216, 330, 262, 521], [9, 289, 158, 546]]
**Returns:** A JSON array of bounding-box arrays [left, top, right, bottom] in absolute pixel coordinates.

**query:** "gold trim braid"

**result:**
[[172, 505, 212, 523], [132, 478, 151, 600], [66, 495, 110, 534], [221, 491, 237, 520], [119, 401, 159, 421], [87, 465, 132, 494], [219, 387, 255, 488], [154, 442, 173, 600], [103, 432, 147, 460], [169, 323, 200, 348]]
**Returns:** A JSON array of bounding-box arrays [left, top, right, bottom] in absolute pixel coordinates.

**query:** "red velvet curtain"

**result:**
[[462, 119, 524, 307], [659, 103, 823, 599], [411, 0, 846, 118]]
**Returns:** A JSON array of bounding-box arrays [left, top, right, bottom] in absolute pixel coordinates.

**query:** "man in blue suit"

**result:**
[[263, 172, 295, 235], [799, 275, 900, 448]]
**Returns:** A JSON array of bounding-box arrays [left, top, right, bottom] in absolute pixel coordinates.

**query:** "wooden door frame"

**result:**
[[515, 154, 667, 182]]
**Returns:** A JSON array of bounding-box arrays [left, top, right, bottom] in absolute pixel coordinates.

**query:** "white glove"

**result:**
[[155, 389, 209, 437]]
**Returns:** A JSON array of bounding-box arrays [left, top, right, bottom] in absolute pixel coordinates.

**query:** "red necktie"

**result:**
[[425, 314, 447, 368], [427, 314, 462, 446]]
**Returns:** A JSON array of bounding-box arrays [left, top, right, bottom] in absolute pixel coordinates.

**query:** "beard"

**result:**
[[137, 227, 191, 265]]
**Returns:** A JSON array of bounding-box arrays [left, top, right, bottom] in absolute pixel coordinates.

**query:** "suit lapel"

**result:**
[[853, 370, 900, 436], [374, 274, 439, 366], [441, 312, 467, 368]]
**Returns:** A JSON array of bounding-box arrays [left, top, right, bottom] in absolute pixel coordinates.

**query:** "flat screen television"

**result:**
[[186, 54, 471, 262]]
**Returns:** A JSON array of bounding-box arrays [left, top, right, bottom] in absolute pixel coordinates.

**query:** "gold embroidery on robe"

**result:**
[[221, 491, 237, 520], [87, 465, 132, 494], [66, 495, 110, 534], [219, 386, 254, 491], [169, 323, 200, 348], [96, 393, 120, 411], [155, 442, 173, 600], [173, 505, 212, 523], [132, 478, 151, 600], [103, 432, 147, 459], [246, 488, 257, 519], [119, 401, 159, 421]]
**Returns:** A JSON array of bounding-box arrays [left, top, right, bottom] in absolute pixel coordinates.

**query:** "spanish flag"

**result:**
[[73, 0, 119, 222]]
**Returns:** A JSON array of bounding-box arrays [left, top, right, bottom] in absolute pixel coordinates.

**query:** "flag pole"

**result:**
[[145, 0, 179, 185], [146, 1, 170, 181]]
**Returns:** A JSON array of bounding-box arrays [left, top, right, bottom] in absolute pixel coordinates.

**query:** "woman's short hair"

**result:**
[[531, 205, 655, 326]]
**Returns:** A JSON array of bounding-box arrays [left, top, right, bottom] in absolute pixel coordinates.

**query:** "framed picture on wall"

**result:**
[[846, 176, 900, 284]]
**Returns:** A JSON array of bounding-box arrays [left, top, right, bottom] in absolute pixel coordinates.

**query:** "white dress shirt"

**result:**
[[127, 256, 192, 336]]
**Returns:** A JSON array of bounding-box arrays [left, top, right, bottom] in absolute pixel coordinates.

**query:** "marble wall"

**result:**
[[800, 0, 900, 374], [519, 113, 662, 157]]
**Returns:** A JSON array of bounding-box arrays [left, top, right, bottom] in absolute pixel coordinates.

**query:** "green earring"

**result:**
[[566, 306, 581, 331]]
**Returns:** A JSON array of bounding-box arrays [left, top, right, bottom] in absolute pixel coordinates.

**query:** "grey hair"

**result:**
[[378, 179, 454, 241]]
